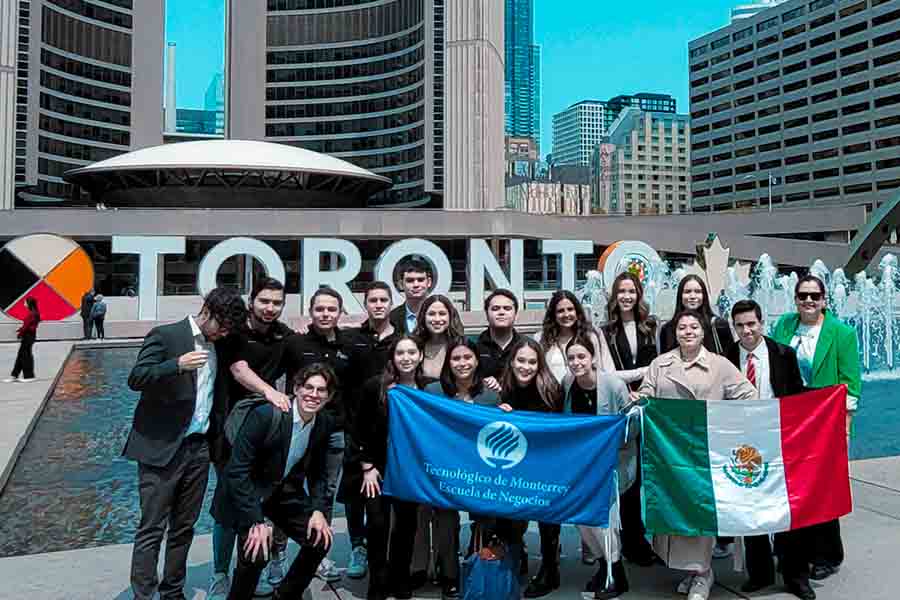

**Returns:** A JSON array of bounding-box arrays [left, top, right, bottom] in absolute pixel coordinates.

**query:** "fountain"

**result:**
[[580, 235, 900, 375]]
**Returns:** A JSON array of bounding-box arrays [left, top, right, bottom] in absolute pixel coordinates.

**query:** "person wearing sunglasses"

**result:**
[[771, 274, 861, 585]]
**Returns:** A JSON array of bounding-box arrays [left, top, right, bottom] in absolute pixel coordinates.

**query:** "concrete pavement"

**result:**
[[0, 341, 898, 599]]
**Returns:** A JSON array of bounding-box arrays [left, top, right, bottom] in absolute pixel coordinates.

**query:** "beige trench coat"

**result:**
[[638, 347, 757, 572]]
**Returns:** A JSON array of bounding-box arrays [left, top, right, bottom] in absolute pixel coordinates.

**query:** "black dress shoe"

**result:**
[[810, 564, 837, 581], [741, 578, 774, 593], [623, 544, 661, 567], [585, 558, 609, 593], [787, 580, 817, 600], [441, 580, 460, 600], [523, 563, 560, 598], [593, 560, 629, 600]]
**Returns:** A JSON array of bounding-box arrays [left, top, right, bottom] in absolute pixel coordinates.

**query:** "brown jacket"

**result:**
[[638, 347, 757, 402]]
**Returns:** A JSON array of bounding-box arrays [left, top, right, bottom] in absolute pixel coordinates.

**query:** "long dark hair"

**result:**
[[500, 338, 560, 411], [439, 337, 485, 398], [379, 335, 426, 407], [540, 290, 592, 351], [411, 294, 465, 342], [674, 274, 716, 322], [606, 272, 655, 336], [25, 297, 40, 323]]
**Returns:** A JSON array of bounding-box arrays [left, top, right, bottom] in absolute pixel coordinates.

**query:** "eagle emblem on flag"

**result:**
[[723, 444, 769, 488]]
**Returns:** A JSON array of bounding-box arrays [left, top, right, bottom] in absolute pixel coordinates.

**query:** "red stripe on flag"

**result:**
[[780, 385, 852, 529]]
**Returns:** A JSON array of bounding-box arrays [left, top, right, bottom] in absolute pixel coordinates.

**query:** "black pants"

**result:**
[[94, 317, 105, 339], [131, 435, 210, 600], [228, 492, 330, 600], [620, 447, 652, 556], [346, 496, 367, 549], [804, 518, 844, 568], [536, 522, 561, 567], [11, 333, 36, 380], [745, 527, 812, 586], [365, 495, 418, 597], [82, 316, 92, 339]]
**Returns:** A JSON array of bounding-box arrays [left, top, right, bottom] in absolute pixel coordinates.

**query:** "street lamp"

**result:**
[[740, 172, 778, 212]]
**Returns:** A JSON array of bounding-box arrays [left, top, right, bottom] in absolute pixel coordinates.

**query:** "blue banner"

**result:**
[[383, 386, 625, 527]]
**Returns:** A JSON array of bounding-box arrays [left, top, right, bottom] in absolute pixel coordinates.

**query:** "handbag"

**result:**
[[461, 524, 521, 600]]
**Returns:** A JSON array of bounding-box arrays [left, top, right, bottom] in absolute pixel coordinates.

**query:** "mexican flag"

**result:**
[[642, 385, 852, 537]]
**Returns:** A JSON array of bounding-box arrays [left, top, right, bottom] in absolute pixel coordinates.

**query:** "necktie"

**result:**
[[746, 353, 757, 388]]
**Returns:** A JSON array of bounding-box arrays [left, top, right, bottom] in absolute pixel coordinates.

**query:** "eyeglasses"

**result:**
[[796, 292, 823, 302]]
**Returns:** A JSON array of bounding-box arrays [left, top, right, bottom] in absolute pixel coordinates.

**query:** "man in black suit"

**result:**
[[125, 287, 247, 600], [80, 288, 95, 339], [728, 299, 814, 600], [388, 258, 432, 334], [212, 363, 337, 600]]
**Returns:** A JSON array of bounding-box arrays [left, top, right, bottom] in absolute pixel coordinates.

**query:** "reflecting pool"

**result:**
[[0, 347, 896, 557]]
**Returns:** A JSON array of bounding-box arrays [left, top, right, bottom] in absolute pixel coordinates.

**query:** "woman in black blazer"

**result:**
[[600, 272, 659, 567], [349, 335, 430, 600], [658, 274, 733, 355]]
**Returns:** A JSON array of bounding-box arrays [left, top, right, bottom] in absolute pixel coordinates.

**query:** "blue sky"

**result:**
[[165, 0, 740, 146], [165, 0, 225, 110], [535, 0, 737, 154]]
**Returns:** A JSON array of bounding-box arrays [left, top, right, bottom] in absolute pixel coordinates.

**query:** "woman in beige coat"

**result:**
[[638, 309, 756, 600]]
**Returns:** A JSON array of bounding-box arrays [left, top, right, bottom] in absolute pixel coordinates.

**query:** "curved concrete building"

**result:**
[[264, 0, 437, 207], [14, 0, 163, 206]]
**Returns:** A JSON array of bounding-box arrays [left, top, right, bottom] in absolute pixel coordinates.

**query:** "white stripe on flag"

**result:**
[[707, 400, 791, 536]]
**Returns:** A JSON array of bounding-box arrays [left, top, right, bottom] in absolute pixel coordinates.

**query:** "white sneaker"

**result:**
[[688, 570, 714, 600], [268, 550, 286, 586], [1, 377, 15, 383], [676, 574, 694, 594], [316, 557, 342, 583], [712, 541, 733, 559], [19, 377, 36, 383], [207, 572, 230, 600], [255, 564, 275, 596]]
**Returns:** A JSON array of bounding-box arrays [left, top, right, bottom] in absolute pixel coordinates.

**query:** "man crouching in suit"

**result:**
[[212, 363, 337, 600], [125, 286, 247, 600]]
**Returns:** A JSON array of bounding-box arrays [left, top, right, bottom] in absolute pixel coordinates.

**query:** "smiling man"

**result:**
[[475, 289, 523, 391], [389, 258, 433, 334], [211, 364, 337, 600]]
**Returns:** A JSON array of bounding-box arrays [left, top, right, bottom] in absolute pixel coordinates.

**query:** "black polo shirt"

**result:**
[[219, 320, 294, 406], [350, 321, 401, 382], [282, 327, 359, 430], [476, 328, 524, 379]]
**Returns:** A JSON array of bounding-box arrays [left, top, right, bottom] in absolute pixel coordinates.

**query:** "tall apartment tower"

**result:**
[[731, 0, 789, 22], [12, 0, 164, 205], [551, 101, 609, 167], [443, 0, 505, 209], [1, 0, 16, 210], [689, 0, 900, 212], [505, 0, 541, 149]]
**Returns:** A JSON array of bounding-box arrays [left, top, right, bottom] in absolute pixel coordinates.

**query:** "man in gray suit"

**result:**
[[124, 287, 247, 600]]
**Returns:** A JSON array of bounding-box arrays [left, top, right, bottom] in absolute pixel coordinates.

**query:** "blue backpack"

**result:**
[[461, 530, 521, 600]]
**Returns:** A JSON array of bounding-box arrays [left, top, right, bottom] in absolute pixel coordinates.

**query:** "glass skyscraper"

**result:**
[[505, 0, 541, 150]]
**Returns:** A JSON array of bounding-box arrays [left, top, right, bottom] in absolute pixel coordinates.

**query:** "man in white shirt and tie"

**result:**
[[727, 300, 814, 600]]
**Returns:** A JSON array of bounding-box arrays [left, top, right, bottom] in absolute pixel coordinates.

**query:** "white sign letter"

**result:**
[[197, 237, 286, 297], [301, 239, 364, 315], [374, 239, 452, 305], [112, 236, 186, 321], [467, 239, 524, 310], [541, 240, 594, 292]]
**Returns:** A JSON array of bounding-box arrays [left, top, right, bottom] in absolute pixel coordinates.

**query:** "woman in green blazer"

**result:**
[[771, 274, 861, 584]]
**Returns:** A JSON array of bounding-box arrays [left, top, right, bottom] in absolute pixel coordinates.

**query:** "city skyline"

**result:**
[[166, 0, 744, 154]]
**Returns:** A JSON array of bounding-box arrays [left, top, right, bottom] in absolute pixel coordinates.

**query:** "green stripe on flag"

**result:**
[[643, 397, 718, 536]]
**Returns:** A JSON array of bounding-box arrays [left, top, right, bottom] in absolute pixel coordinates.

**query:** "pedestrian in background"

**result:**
[[80, 288, 95, 339], [5, 297, 41, 383], [91, 294, 107, 340]]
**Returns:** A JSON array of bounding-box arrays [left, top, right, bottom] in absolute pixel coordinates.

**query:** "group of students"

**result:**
[[123, 258, 860, 600]]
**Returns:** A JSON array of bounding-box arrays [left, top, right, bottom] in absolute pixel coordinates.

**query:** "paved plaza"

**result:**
[[0, 341, 897, 599]]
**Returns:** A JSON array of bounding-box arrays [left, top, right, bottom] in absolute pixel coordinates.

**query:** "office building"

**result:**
[[593, 108, 691, 215], [551, 93, 677, 167], [505, 0, 541, 148], [688, 0, 900, 212], [732, 0, 790, 21], [1, 0, 16, 210], [10, 0, 503, 209], [175, 109, 218, 135], [506, 135, 540, 183], [551, 101, 609, 166]]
